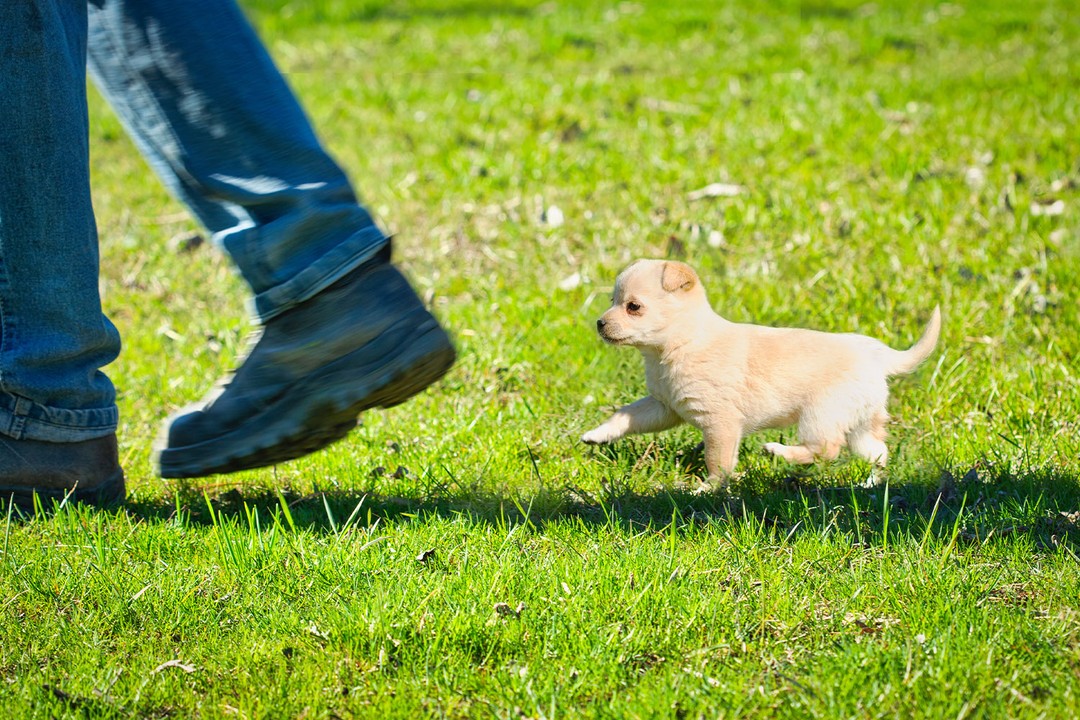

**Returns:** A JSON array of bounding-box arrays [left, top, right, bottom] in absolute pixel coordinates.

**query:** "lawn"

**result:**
[[3, 0, 1079, 717]]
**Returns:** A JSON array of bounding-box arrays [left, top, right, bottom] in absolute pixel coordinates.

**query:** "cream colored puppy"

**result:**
[[582, 259, 940, 485]]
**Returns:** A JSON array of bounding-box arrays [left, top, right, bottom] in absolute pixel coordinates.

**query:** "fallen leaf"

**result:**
[[1030, 199, 1065, 217], [558, 272, 582, 291], [541, 205, 565, 227], [843, 613, 898, 634], [964, 166, 987, 190], [985, 583, 1035, 605], [684, 667, 721, 687], [167, 233, 205, 253], [493, 602, 525, 619], [152, 660, 196, 674], [641, 97, 700, 115], [416, 548, 436, 563], [688, 182, 744, 201]]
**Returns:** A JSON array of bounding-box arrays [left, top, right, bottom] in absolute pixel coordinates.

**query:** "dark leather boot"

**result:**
[[0, 434, 125, 513], [156, 247, 455, 478]]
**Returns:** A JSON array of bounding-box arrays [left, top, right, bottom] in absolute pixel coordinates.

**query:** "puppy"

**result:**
[[582, 259, 940, 485]]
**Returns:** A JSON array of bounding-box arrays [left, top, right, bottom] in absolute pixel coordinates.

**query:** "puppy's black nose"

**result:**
[[596, 318, 606, 330]]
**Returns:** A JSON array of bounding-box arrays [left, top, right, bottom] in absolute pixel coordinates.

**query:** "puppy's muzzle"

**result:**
[[595, 317, 621, 344]]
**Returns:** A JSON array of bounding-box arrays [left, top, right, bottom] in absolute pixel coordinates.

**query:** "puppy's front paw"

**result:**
[[861, 468, 884, 488], [762, 442, 784, 458], [707, 472, 734, 488], [581, 427, 610, 445], [691, 481, 714, 496]]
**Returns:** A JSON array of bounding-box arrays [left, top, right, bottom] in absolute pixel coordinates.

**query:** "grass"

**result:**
[[3, 0, 1080, 716]]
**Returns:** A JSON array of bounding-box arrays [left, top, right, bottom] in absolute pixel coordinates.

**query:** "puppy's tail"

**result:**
[[887, 306, 941, 376]]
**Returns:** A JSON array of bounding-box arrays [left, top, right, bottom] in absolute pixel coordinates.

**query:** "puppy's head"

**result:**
[[595, 260, 706, 348]]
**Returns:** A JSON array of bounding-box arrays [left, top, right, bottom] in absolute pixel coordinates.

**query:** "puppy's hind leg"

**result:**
[[764, 416, 843, 465], [763, 442, 815, 464], [582, 396, 682, 444], [765, 396, 857, 465], [847, 411, 890, 467], [763, 439, 842, 464]]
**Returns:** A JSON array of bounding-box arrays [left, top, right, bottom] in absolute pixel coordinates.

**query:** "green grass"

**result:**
[[3, 0, 1080, 716]]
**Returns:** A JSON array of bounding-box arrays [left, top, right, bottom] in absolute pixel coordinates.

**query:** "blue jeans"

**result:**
[[0, 0, 388, 442]]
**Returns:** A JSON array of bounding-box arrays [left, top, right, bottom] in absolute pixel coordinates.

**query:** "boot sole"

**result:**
[[157, 313, 456, 478]]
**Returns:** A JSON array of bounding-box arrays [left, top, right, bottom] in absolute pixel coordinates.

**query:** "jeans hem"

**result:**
[[0, 392, 118, 442], [250, 226, 390, 323]]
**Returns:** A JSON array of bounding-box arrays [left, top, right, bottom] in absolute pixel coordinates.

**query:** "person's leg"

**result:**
[[86, 0, 454, 478], [86, 0, 384, 320], [0, 0, 124, 511]]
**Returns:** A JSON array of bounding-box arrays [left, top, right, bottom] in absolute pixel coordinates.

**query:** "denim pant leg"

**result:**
[[0, 1, 121, 442], [86, 0, 389, 323]]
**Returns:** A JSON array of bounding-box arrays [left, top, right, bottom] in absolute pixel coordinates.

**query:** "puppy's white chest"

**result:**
[[645, 360, 697, 416]]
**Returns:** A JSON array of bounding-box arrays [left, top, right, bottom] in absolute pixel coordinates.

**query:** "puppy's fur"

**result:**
[[582, 260, 940, 484]]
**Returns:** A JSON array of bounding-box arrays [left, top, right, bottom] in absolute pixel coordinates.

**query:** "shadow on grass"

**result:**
[[114, 451, 1080, 555]]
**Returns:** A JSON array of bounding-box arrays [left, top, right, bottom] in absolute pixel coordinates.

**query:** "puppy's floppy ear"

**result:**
[[660, 261, 697, 293]]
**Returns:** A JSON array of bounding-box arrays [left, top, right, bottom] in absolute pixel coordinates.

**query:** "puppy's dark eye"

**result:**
[[626, 301, 642, 314]]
